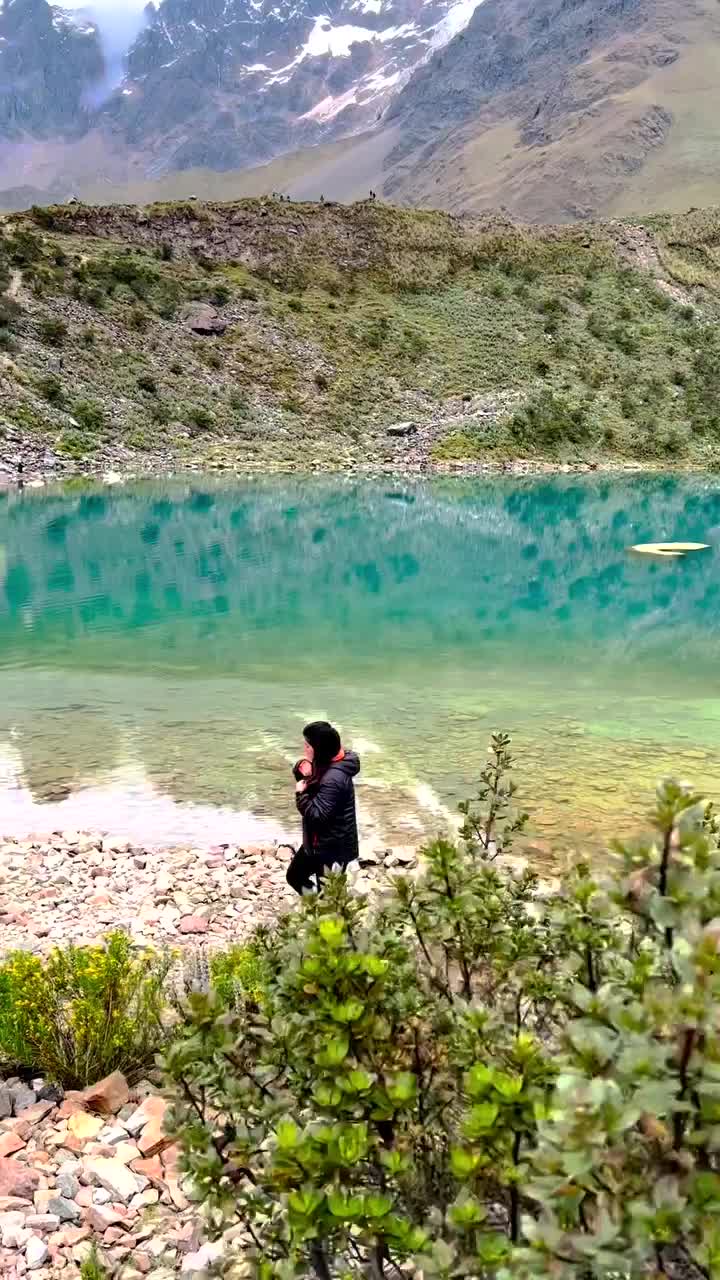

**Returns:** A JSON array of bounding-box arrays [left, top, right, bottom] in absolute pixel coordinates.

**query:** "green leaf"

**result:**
[[387, 1071, 417, 1104], [328, 1190, 364, 1219], [341, 1069, 373, 1094], [449, 1192, 486, 1227], [492, 1072, 524, 1100], [275, 1118, 299, 1150], [315, 1034, 350, 1067], [463, 1103, 499, 1138], [288, 1189, 324, 1220], [465, 1065, 494, 1098], [451, 1147, 481, 1178], [317, 917, 346, 948], [363, 1193, 393, 1218], [331, 999, 365, 1023], [337, 1125, 369, 1164]]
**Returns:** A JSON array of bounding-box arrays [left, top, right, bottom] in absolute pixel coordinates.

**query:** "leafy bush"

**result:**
[[37, 373, 64, 405], [0, 932, 170, 1088], [209, 943, 268, 1008], [57, 429, 95, 460], [165, 743, 720, 1280], [510, 390, 590, 448], [186, 404, 214, 431], [73, 398, 105, 433], [138, 372, 158, 394], [38, 316, 67, 347]]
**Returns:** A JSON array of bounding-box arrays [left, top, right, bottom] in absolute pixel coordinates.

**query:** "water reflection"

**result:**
[[1, 474, 719, 853]]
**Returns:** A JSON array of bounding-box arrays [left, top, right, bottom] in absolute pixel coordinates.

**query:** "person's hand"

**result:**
[[296, 780, 307, 794], [293, 759, 313, 782]]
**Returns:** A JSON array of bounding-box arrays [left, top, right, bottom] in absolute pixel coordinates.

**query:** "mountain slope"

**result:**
[[378, 0, 720, 220], [0, 0, 104, 137], [2, 198, 720, 479], [0, 0, 480, 206]]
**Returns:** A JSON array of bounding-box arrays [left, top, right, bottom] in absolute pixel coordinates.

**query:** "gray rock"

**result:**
[[10, 1084, 36, 1114], [26, 1236, 49, 1269], [47, 1196, 82, 1223], [181, 303, 227, 337], [56, 1172, 80, 1200], [0, 1087, 12, 1120]]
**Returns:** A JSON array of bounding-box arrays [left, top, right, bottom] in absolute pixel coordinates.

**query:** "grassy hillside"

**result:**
[[1, 198, 720, 476]]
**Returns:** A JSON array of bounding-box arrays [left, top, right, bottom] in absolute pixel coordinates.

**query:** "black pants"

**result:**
[[286, 846, 351, 895]]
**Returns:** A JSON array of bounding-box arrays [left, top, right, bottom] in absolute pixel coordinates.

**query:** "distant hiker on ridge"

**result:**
[[287, 720, 360, 894]]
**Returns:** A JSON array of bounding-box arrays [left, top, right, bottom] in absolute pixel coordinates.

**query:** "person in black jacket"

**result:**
[[287, 720, 361, 894]]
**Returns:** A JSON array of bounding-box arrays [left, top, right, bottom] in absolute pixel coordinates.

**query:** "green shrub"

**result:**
[[211, 283, 231, 306], [187, 404, 214, 431], [39, 316, 67, 347], [229, 389, 251, 414], [73, 398, 105, 433], [80, 1246, 108, 1279], [209, 943, 268, 1008], [510, 389, 589, 448], [138, 372, 158, 394], [0, 932, 170, 1088], [129, 306, 149, 332], [165, 749, 720, 1280], [37, 373, 64, 405], [57, 429, 95, 459]]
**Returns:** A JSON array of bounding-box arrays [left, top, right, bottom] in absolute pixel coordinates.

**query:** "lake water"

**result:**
[[1, 473, 719, 869]]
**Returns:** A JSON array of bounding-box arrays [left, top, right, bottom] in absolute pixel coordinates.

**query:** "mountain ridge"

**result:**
[[2, 197, 720, 479]]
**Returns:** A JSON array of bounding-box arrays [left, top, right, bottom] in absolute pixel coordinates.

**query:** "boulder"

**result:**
[[26, 1235, 49, 1269], [83, 1071, 130, 1117], [126, 1096, 170, 1157], [68, 1112, 105, 1142], [181, 303, 227, 337], [386, 422, 418, 437], [9, 1085, 36, 1114], [0, 1132, 25, 1157], [83, 1157, 141, 1204], [0, 1158, 40, 1199], [181, 1240, 225, 1274], [178, 915, 209, 935], [47, 1196, 82, 1223]]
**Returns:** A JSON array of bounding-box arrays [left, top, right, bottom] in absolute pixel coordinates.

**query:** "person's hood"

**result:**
[[333, 750, 360, 779]]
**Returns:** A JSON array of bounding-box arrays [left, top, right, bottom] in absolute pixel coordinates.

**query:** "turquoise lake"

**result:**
[[1, 473, 719, 867]]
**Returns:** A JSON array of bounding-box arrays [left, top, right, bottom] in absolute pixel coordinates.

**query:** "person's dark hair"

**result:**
[[303, 720, 341, 770]]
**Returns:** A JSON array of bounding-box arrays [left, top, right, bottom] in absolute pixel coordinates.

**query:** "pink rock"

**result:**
[[0, 1158, 39, 1199], [82, 1072, 130, 1117], [15, 1103, 55, 1127], [0, 1132, 25, 1158], [87, 1205, 127, 1232], [129, 1156, 164, 1189], [178, 915, 209, 934]]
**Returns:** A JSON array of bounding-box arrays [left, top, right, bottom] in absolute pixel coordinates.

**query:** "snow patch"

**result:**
[[428, 0, 481, 50], [302, 16, 379, 58]]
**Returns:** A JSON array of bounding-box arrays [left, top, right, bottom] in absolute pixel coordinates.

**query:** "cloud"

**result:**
[[63, 0, 155, 103]]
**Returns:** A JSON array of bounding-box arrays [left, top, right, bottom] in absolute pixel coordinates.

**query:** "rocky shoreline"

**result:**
[[0, 830, 415, 956], [0, 829, 419, 1278]]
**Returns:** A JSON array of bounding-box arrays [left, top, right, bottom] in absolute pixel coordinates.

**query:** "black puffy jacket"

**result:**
[[295, 750, 361, 865]]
